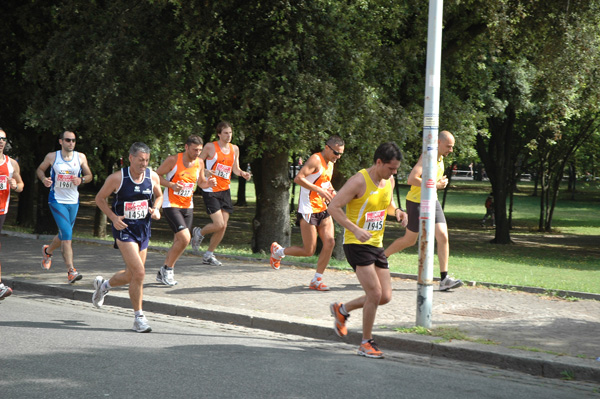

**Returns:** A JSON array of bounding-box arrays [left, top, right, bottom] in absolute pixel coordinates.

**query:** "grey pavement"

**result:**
[[1, 232, 599, 383]]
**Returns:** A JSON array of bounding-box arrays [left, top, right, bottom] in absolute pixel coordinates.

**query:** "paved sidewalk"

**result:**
[[1, 233, 599, 382]]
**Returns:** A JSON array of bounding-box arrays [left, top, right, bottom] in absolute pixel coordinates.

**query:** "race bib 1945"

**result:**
[[363, 210, 385, 231]]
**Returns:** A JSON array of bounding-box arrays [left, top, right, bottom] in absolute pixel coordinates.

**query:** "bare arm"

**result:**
[[231, 145, 251, 181], [293, 153, 333, 203], [77, 153, 93, 186], [95, 172, 127, 230], [328, 172, 372, 243], [197, 159, 217, 189], [407, 155, 447, 190], [36, 152, 56, 188], [9, 158, 24, 193], [149, 171, 163, 220], [155, 155, 180, 191]]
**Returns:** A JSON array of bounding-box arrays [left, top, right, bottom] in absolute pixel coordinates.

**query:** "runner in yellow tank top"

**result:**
[[269, 135, 344, 291], [385, 130, 463, 291], [328, 142, 407, 359], [154, 135, 217, 286]]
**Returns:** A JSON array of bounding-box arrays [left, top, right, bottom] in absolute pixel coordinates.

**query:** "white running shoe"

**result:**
[[191, 227, 204, 254], [0, 283, 12, 300], [132, 315, 152, 333], [439, 276, 464, 291], [92, 276, 109, 308], [156, 266, 178, 286], [202, 254, 222, 266]]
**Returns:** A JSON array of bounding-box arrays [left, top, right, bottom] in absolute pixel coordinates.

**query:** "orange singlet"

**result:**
[[0, 155, 15, 215], [162, 153, 202, 209], [203, 142, 234, 193]]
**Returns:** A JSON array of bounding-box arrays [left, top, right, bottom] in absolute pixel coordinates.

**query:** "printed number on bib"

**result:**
[[214, 163, 232, 180], [57, 174, 75, 189], [175, 182, 195, 197], [0, 176, 7, 190], [364, 210, 385, 231], [124, 200, 149, 219]]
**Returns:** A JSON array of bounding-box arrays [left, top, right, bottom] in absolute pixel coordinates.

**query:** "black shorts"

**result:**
[[164, 207, 194, 233], [202, 190, 234, 215], [297, 210, 331, 227], [343, 244, 389, 271], [406, 199, 446, 233]]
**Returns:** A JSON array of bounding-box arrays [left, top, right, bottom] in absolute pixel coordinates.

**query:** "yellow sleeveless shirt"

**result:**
[[343, 169, 393, 248], [405, 157, 445, 203]]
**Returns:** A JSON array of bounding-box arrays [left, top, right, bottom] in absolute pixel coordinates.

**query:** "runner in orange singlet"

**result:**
[[191, 122, 251, 266], [154, 135, 217, 285], [269, 135, 344, 291], [0, 128, 24, 300]]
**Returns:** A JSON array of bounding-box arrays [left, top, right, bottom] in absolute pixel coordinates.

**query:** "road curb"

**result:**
[[4, 277, 599, 383]]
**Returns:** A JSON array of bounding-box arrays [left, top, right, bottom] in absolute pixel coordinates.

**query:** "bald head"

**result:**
[[438, 130, 455, 157]]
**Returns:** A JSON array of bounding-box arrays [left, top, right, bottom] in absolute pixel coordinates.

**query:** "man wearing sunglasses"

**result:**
[[36, 130, 93, 284], [0, 128, 24, 300], [270, 135, 344, 291]]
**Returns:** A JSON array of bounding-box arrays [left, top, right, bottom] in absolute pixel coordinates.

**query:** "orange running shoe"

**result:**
[[329, 302, 348, 337], [309, 277, 330, 291], [357, 339, 384, 359], [41, 245, 52, 270], [67, 268, 83, 284], [270, 242, 283, 270]]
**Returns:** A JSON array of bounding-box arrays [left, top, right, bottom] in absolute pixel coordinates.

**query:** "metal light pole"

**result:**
[[416, 0, 444, 328]]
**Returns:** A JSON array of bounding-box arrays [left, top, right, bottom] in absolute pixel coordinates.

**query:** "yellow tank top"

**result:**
[[406, 157, 445, 203], [343, 169, 393, 247]]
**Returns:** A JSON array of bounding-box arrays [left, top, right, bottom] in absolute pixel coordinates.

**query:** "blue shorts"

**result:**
[[112, 223, 151, 251], [49, 202, 79, 240]]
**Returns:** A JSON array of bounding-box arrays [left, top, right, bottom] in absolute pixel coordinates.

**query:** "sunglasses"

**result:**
[[327, 144, 343, 156], [0, 137, 7, 141], [63, 138, 76, 143]]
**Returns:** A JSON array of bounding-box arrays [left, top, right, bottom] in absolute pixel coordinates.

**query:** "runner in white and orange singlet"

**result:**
[[154, 135, 216, 286], [0, 128, 24, 300], [270, 135, 344, 291], [191, 122, 251, 266]]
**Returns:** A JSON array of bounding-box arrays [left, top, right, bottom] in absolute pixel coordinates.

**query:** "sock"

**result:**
[[361, 339, 369, 344], [312, 273, 323, 282], [339, 303, 349, 316], [164, 265, 173, 270], [276, 247, 286, 258], [441, 272, 448, 281], [102, 280, 111, 291], [134, 310, 144, 318], [204, 251, 213, 258]]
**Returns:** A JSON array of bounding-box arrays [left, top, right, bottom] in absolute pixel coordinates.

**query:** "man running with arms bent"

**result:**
[[93, 142, 163, 333], [328, 142, 407, 359], [270, 135, 344, 291]]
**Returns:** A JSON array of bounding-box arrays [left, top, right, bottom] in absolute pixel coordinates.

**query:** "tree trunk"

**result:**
[[251, 151, 291, 253], [35, 181, 56, 235], [16, 168, 37, 228], [235, 176, 247, 206], [93, 206, 107, 237]]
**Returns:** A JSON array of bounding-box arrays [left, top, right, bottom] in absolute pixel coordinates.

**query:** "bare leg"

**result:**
[[165, 228, 191, 268], [111, 241, 147, 312], [60, 240, 74, 270], [384, 229, 418, 258], [202, 210, 229, 253], [435, 222, 449, 273]]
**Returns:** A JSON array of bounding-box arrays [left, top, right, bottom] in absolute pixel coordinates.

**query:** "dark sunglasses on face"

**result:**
[[0, 137, 7, 141], [327, 144, 342, 156], [63, 138, 76, 143]]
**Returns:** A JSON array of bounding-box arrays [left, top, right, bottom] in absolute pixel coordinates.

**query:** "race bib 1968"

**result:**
[[363, 210, 385, 231], [124, 200, 149, 219]]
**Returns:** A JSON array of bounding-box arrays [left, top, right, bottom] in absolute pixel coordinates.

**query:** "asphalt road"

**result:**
[[1, 293, 598, 398]]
